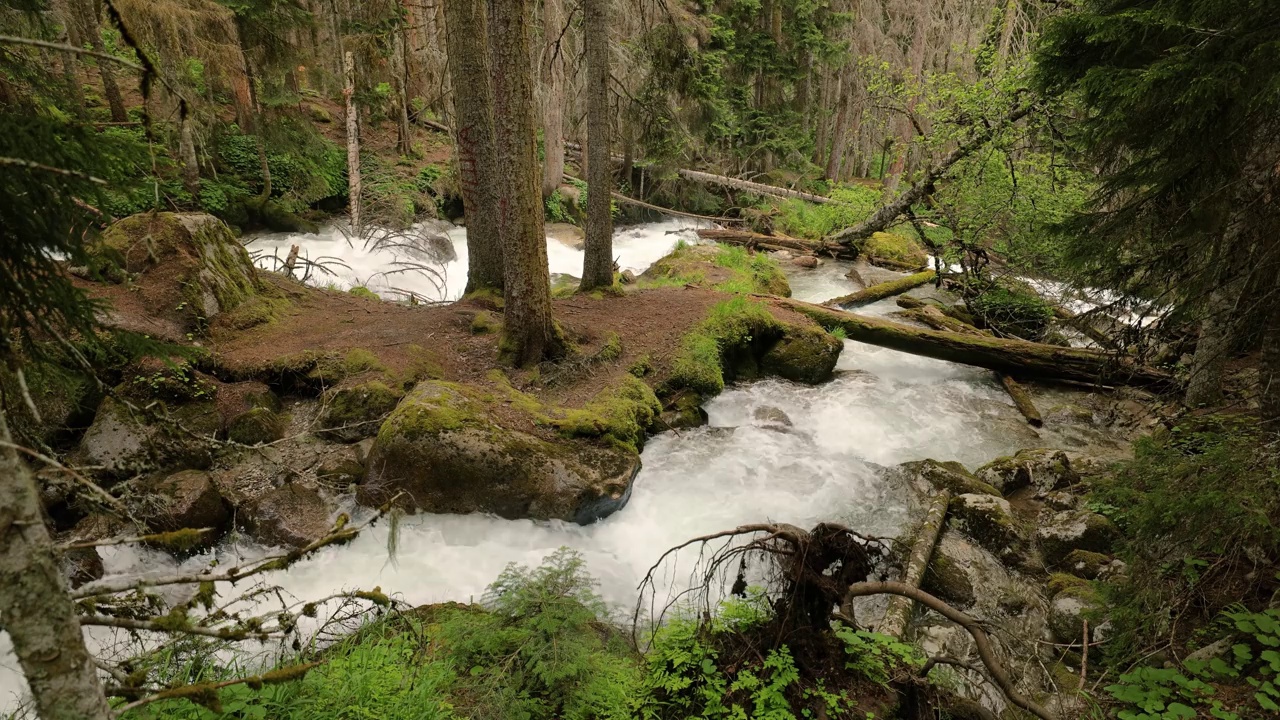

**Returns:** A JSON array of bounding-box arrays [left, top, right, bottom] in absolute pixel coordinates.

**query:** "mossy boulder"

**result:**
[[859, 231, 928, 266], [78, 395, 219, 479], [361, 381, 641, 523], [1061, 550, 1112, 580], [923, 546, 976, 609], [1036, 509, 1121, 567], [551, 375, 662, 453], [900, 459, 1001, 497], [96, 213, 262, 333], [641, 244, 791, 296], [949, 493, 1026, 563], [132, 470, 230, 545], [975, 448, 1080, 497], [664, 297, 785, 397], [1048, 577, 1103, 645], [760, 324, 843, 384], [320, 380, 405, 443], [227, 406, 288, 445], [656, 392, 708, 431], [242, 484, 335, 548]]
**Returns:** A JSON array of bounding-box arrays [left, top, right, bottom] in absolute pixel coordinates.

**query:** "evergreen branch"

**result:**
[[0, 35, 144, 70], [109, 662, 321, 716], [0, 157, 109, 185], [78, 614, 277, 640]]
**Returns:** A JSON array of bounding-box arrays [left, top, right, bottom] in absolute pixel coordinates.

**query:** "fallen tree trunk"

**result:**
[[827, 102, 1033, 245], [896, 305, 987, 336], [774, 297, 1177, 391], [563, 172, 746, 225], [695, 228, 858, 260], [999, 374, 1043, 427], [825, 270, 936, 308], [1053, 306, 1120, 351], [875, 490, 950, 639]]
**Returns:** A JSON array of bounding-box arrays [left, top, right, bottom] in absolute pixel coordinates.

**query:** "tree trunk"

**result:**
[[0, 410, 113, 720], [343, 50, 362, 234], [884, 5, 930, 194], [875, 489, 949, 639], [540, 0, 566, 199], [233, 16, 271, 198], [179, 113, 200, 195], [488, 0, 562, 364], [695, 228, 859, 260], [824, 72, 849, 181], [580, 0, 613, 291], [54, 0, 85, 117], [828, 102, 1033, 244], [392, 28, 414, 157], [999, 374, 1043, 427], [443, 0, 503, 292], [74, 0, 126, 122], [778, 298, 1176, 391], [1261, 289, 1280, 427]]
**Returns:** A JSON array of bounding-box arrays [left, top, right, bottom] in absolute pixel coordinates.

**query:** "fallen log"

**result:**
[[562, 172, 747, 225], [998, 374, 1043, 427], [1053, 305, 1120, 351], [824, 270, 936, 308], [695, 228, 859, 260], [773, 297, 1177, 391], [875, 490, 950, 640], [827, 102, 1034, 246]]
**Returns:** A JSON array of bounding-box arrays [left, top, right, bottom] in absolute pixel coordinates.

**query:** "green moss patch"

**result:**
[[322, 380, 405, 442], [859, 231, 928, 266], [551, 375, 662, 453], [641, 243, 791, 296], [666, 297, 783, 396]]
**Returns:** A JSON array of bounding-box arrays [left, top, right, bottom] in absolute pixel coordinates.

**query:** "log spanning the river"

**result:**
[[694, 228, 860, 260], [774, 297, 1177, 391], [824, 270, 936, 308]]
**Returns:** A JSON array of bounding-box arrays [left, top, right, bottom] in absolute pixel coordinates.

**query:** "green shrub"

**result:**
[[969, 282, 1054, 341], [771, 184, 880, 239]]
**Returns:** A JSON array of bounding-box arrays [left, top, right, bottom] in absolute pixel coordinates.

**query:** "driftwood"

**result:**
[[998, 374, 1043, 427], [874, 490, 951, 639], [827, 102, 1034, 246], [774, 297, 1176, 391], [896, 306, 986, 336], [825, 270, 936, 308], [844, 582, 1060, 720]]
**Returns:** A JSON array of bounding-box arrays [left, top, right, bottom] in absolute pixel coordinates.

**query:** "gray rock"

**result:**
[[791, 255, 819, 268], [243, 484, 335, 548], [976, 448, 1080, 496], [136, 470, 229, 541], [620, 269, 637, 285], [752, 405, 793, 428], [1037, 510, 1121, 566], [79, 396, 217, 478], [950, 493, 1025, 562], [1049, 594, 1096, 645], [545, 222, 585, 250], [360, 381, 641, 524]]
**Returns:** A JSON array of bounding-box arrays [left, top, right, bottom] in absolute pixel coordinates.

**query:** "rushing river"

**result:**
[[0, 219, 1125, 712]]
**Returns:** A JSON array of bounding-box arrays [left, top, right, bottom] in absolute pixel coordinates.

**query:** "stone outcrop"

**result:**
[[976, 448, 1080, 496], [134, 469, 230, 542], [759, 325, 842, 384], [1036, 509, 1121, 566], [78, 396, 218, 479], [361, 381, 641, 523], [242, 484, 335, 548]]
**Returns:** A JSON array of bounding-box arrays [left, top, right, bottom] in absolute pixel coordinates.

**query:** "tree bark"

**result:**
[[875, 490, 950, 639], [179, 112, 200, 196], [489, 0, 562, 364], [777, 298, 1176, 391], [74, 0, 126, 122], [1261, 288, 1280, 427], [443, 0, 503, 292], [824, 71, 850, 182], [343, 50, 362, 234], [580, 0, 613, 291], [0, 410, 113, 720], [828, 102, 1033, 245], [999, 374, 1043, 427], [540, 0, 566, 199], [392, 27, 413, 157]]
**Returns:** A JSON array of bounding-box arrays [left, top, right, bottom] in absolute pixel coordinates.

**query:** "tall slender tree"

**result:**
[[579, 0, 613, 291], [540, 0, 566, 199], [488, 0, 562, 364], [443, 0, 503, 292]]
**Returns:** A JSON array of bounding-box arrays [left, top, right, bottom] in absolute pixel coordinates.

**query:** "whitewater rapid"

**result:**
[[0, 219, 1123, 713]]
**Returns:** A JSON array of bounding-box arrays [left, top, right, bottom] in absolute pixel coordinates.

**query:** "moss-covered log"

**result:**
[[895, 305, 986, 336], [998, 374, 1043, 427], [695, 228, 858, 260], [876, 489, 950, 639], [825, 270, 936, 308], [777, 298, 1177, 391]]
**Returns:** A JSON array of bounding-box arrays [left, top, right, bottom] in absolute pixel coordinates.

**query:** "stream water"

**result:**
[[0, 219, 1126, 713]]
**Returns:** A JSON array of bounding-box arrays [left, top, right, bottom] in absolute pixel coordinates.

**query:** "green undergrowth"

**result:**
[[641, 242, 790, 296], [666, 297, 782, 396], [967, 279, 1055, 341], [769, 184, 880, 239], [124, 550, 919, 720]]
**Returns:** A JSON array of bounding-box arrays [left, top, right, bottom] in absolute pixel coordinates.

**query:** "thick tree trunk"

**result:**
[[778, 298, 1176, 391], [74, 0, 126, 122], [580, 0, 613, 291], [55, 0, 85, 117], [489, 0, 562, 364], [829, 102, 1033, 245], [884, 6, 930, 194], [539, 0, 565, 199], [999, 374, 1043, 427], [343, 50, 362, 234], [0, 411, 113, 720], [695, 228, 859, 260], [824, 72, 850, 182], [179, 113, 200, 195], [1262, 293, 1280, 427], [443, 0, 503, 292], [392, 29, 413, 157]]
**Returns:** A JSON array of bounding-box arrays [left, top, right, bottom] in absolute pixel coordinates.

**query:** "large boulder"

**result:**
[[858, 231, 928, 266], [134, 470, 230, 542], [360, 381, 640, 523], [78, 396, 219, 479], [949, 493, 1027, 563], [975, 448, 1080, 497], [95, 212, 262, 333], [242, 484, 335, 548], [319, 379, 405, 443], [760, 325, 842, 384], [1037, 509, 1121, 566], [899, 459, 1002, 498]]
